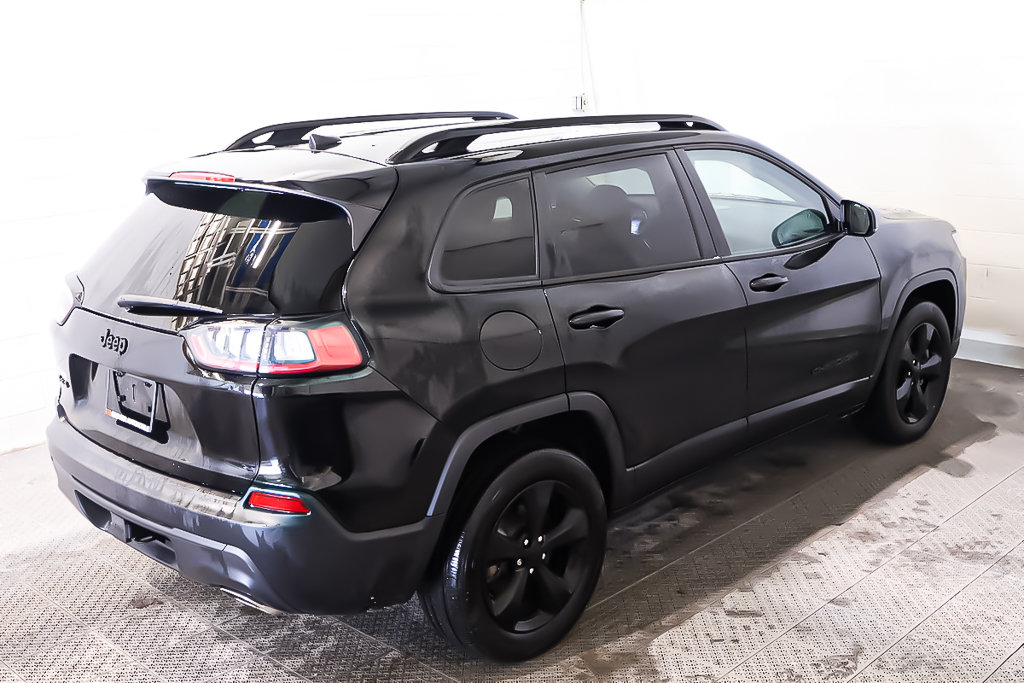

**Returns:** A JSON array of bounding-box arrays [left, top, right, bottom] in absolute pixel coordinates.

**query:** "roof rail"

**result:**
[[225, 111, 517, 151], [388, 114, 724, 164]]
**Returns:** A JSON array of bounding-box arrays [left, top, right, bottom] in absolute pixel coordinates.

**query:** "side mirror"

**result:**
[[842, 200, 876, 237]]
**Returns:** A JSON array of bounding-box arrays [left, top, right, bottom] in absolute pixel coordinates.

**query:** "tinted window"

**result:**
[[77, 186, 357, 331], [438, 178, 536, 282], [543, 155, 700, 277], [685, 149, 830, 255]]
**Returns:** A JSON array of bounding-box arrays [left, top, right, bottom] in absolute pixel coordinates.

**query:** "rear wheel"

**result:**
[[861, 301, 952, 443], [419, 448, 606, 661]]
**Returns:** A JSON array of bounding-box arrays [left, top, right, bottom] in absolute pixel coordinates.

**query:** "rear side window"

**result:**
[[437, 178, 536, 283], [541, 155, 700, 278]]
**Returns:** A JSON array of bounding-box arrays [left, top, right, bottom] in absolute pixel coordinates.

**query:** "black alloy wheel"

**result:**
[[483, 481, 590, 633], [861, 301, 952, 443], [419, 448, 606, 661], [895, 321, 946, 424]]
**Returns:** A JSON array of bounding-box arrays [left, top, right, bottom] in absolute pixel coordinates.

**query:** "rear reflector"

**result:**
[[245, 490, 311, 514], [169, 171, 236, 183]]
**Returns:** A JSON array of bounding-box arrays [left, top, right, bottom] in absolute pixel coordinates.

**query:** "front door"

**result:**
[[681, 147, 881, 434]]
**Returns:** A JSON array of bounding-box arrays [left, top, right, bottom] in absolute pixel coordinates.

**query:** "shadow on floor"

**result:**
[[338, 360, 1023, 680]]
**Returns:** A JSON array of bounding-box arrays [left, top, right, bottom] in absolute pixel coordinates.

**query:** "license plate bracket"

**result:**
[[105, 370, 159, 433]]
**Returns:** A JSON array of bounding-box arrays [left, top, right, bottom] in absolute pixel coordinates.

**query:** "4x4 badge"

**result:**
[[100, 329, 129, 356]]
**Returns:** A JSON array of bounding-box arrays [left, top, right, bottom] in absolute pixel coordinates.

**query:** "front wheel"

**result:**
[[419, 448, 606, 661], [861, 301, 952, 443]]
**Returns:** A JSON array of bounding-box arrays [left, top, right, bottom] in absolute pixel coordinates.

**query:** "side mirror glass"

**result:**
[[842, 200, 876, 236], [771, 208, 828, 248]]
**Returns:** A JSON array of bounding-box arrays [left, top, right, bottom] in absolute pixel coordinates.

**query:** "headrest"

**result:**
[[586, 184, 631, 221]]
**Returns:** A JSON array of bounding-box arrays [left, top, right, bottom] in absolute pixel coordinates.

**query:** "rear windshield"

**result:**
[[79, 184, 356, 327]]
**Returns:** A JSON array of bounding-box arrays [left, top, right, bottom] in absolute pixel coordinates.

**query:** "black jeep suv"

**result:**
[[49, 112, 965, 661]]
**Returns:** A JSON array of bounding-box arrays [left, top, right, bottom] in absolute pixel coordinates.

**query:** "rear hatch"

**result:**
[[55, 153, 393, 494]]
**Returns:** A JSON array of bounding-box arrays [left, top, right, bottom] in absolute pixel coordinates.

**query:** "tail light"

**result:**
[[259, 323, 364, 374], [182, 318, 364, 375], [55, 274, 85, 326], [55, 285, 76, 326], [183, 321, 263, 372]]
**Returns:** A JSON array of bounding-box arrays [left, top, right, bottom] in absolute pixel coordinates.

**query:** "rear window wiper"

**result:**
[[117, 294, 223, 317]]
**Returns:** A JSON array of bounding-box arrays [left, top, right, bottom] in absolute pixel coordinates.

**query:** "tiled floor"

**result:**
[[1, 359, 1022, 682]]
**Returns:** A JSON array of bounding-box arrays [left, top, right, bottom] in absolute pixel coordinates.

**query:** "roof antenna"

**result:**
[[309, 133, 343, 151]]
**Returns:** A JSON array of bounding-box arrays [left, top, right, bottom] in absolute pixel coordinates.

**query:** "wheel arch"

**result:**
[[872, 269, 958, 380], [426, 392, 629, 520]]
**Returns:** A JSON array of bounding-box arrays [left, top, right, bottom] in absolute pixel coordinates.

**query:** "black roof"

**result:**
[[223, 113, 727, 166], [225, 111, 517, 151]]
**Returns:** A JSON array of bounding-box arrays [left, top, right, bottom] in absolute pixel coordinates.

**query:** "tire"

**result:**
[[419, 447, 606, 661], [861, 301, 952, 443]]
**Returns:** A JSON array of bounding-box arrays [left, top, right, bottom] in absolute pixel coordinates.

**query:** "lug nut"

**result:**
[[541, 552, 546, 560], [537, 535, 544, 543], [516, 558, 523, 566], [529, 567, 534, 574], [522, 538, 529, 547]]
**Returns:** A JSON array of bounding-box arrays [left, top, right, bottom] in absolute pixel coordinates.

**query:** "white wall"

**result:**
[[0, 0, 583, 452], [582, 0, 1024, 350], [3, 0, 1022, 453]]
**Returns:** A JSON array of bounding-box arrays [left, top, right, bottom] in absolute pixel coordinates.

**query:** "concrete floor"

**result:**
[[1, 359, 1023, 682]]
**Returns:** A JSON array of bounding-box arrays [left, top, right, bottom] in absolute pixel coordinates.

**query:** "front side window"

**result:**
[[542, 155, 700, 277], [685, 149, 830, 255], [437, 178, 536, 283]]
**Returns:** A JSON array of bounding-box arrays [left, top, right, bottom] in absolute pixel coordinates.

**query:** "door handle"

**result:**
[[568, 307, 625, 330], [749, 274, 789, 292]]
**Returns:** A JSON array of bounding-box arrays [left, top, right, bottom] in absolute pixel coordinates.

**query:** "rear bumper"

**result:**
[[47, 417, 444, 614]]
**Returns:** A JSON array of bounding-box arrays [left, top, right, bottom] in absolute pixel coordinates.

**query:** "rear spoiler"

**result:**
[[144, 175, 382, 249]]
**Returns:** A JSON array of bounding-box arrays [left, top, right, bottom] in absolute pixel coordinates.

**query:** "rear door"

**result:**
[[537, 152, 748, 495], [56, 180, 366, 493], [679, 147, 881, 436]]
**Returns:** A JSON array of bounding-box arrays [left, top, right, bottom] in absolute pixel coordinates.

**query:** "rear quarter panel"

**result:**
[[340, 162, 565, 528]]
